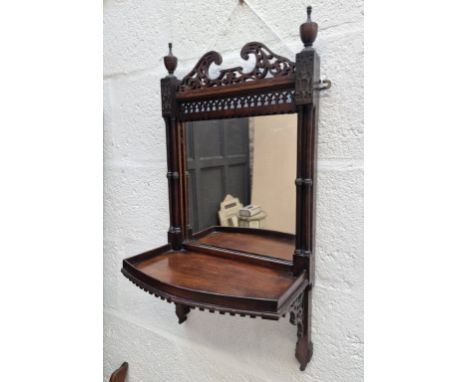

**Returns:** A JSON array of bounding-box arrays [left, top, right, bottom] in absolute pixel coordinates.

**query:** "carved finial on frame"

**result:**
[[164, 42, 178, 76], [300, 6, 318, 49]]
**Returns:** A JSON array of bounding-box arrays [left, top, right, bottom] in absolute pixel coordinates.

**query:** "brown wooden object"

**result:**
[[121, 6, 330, 371], [109, 362, 128, 382]]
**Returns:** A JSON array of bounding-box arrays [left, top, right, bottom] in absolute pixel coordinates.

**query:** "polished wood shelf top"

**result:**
[[137, 250, 295, 300], [122, 227, 305, 317], [192, 227, 295, 262]]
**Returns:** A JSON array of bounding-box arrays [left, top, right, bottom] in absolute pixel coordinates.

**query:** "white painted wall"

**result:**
[[104, 1, 363, 381]]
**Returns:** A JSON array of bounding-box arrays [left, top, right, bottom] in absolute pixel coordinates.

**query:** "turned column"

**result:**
[[292, 6, 321, 370], [161, 43, 185, 250]]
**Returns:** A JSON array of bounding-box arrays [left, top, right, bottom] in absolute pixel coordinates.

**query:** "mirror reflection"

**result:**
[[185, 114, 297, 235]]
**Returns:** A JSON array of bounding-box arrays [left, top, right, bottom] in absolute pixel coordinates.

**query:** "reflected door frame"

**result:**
[[185, 118, 251, 233]]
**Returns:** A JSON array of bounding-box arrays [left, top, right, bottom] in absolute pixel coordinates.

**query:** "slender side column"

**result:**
[[293, 48, 320, 281], [161, 44, 184, 249], [294, 104, 305, 267], [163, 113, 182, 249], [178, 121, 192, 241], [292, 7, 321, 370]]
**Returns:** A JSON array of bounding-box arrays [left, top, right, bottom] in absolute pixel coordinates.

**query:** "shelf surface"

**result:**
[[122, 227, 305, 317], [194, 227, 295, 262], [136, 250, 295, 300]]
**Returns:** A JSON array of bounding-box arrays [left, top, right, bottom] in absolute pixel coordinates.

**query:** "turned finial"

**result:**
[[164, 42, 178, 76], [300, 6, 318, 49]]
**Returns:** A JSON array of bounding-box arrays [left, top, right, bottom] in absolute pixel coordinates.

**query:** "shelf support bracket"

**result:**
[[175, 303, 190, 324], [290, 287, 313, 370]]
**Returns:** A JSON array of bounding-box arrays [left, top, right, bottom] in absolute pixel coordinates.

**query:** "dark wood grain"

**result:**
[[195, 229, 294, 261], [183, 241, 292, 271], [123, 244, 308, 314], [176, 75, 295, 101], [135, 250, 296, 300]]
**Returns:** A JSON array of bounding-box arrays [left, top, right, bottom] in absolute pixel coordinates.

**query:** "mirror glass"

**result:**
[[185, 114, 297, 235]]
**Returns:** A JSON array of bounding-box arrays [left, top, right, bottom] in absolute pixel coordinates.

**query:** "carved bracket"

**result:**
[[175, 303, 190, 324], [289, 290, 313, 370], [289, 291, 305, 336]]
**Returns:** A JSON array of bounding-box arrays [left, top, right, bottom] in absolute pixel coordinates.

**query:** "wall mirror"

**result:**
[[185, 115, 297, 260], [121, 6, 331, 371]]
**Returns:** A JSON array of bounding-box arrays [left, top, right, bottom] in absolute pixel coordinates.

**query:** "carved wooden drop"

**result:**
[[121, 5, 331, 371]]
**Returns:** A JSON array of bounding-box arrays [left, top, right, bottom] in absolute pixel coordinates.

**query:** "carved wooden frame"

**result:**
[[122, 6, 329, 371]]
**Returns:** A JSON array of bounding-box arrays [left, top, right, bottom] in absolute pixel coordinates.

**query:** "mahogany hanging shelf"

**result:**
[[121, 6, 330, 371]]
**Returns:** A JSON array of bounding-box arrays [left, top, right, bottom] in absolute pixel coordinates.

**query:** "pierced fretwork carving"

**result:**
[[289, 291, 305, 336], [178, 42, 295, 92], [180, 88, 295, 120]]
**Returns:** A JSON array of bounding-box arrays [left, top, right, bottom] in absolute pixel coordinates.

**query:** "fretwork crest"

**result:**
[[178, 42, 296, 92]]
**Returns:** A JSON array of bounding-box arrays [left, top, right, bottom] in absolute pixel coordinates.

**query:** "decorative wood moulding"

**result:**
[[122, 6, 331, 371], [123, 263, 308, 321], [295, 177, 314, 187], [179, 87, 296, 121]]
